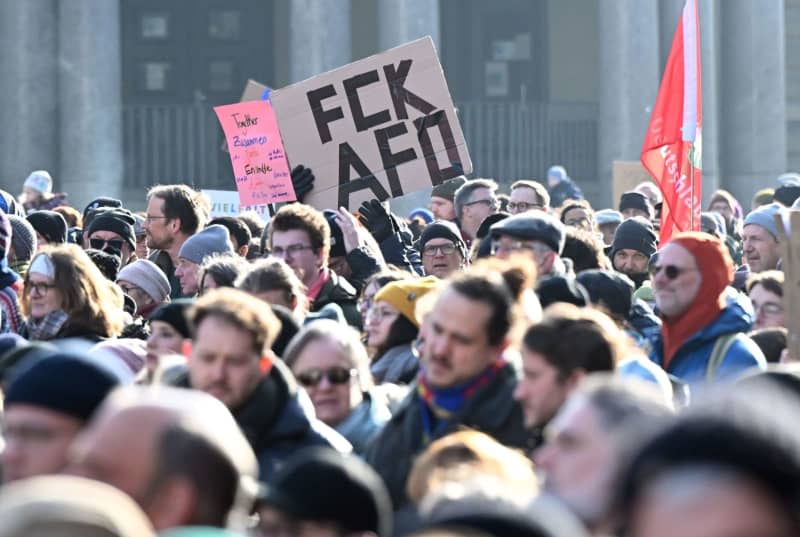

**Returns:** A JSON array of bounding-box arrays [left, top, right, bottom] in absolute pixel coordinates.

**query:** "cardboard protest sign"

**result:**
[[202, 189, 271, 222], [612, 161, 653, 207], [270, 36, 472, 210], [214, 100, 296, 205]]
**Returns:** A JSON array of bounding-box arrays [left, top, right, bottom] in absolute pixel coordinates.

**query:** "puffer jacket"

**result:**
[[311, 270, 361, 329], [647, 288, 766, 387]]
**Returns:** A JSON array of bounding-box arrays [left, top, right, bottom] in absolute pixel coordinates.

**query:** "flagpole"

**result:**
[[690, 159, 695, 230]]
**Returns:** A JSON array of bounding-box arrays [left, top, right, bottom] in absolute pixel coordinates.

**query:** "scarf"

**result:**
[[417, 357, 506, 442], [306, 267, 329, 302], [660, 233, 733, 370], [26, 310, 69, 341]]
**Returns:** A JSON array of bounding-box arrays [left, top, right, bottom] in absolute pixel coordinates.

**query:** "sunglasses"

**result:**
[[90, 238, 125, 251], [296, 367, 356, 388], [650, 264, 696, 280]]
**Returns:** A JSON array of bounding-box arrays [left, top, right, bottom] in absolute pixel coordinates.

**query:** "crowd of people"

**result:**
[[0, 164, 799, 537]]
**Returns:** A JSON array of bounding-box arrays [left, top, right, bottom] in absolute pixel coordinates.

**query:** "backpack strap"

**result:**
[[706, 333, 739, 382]]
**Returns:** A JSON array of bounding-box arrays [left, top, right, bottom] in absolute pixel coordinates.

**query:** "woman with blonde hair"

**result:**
[[21, 244, 125, 341]]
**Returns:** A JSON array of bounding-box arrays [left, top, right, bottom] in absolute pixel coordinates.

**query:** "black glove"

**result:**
[[291, 165, 315, 202], [358, 199, 397, 243]]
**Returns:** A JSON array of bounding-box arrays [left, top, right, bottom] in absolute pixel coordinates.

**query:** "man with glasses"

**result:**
[[508, 180, 550, 215], [143, 184, 210, 299], [184, 288, 350, 481], [84, 207, 137, 267], [648, 232, 765, 387], [489, 211, 568, 280], [417, 220, 468, 278], [267, 204, 361, 328], [1, 353, 117, 483], [453, 178, 499, 244]]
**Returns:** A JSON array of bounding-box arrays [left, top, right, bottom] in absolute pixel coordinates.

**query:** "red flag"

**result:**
[[641, 0, 702, 243]]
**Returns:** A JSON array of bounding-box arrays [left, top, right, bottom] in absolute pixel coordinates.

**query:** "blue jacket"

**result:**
[[647, 288, 766, 387]]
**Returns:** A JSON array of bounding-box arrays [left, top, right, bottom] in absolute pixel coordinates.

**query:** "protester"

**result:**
[[68, 385, 258, 532], [175, 224, 235, 297], [19, 170, 67, 212], [748, 327, 787, 363], [595, 209, 623, 247], [197, 253, 249, 295], [144, 300, 191, 383], [26, 210, 67, 251], [143, 185, 210, 299], [368, 276, 438, 384], [116, 259, 171, 319], [708, 189, 743, 239], [618, 191, 654, 221], [366, 272, 529, 511], [208, 216, 252, 257], [357, 269, 412, 332], [0, 211, 23, 333], [561, 227, 609, 273], [1, 353, 118, 483], [534, 375, 673, 535], [21, 245, 126, 341], [132, 212, 148, 260], [453, 179, 499, 243], [429, 175, 467, 222], [267, 203, 360, 327], [490, 211, 569, 280], [648, 232, 766, 386], [85, 207, 138, 266], [509, 180, 550, 214], [742, 202, 784, 273], [283, 320, 397, 454], [236, 257, 309, 320], [323, 207, 387, 291], [417, 220, 469, 278], [609, 217, 658, 289], [6, 215, 37, 278], [183, 288, 350, 479], [746, 270, 785, 330], [633, 181, 662, 209], [547, 165, 583, 208], [254, 447, 392, 537], [560, 199, 596, 233]]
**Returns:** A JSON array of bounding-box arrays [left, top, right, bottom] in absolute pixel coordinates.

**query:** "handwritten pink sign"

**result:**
[[214, 100, 296, 205]]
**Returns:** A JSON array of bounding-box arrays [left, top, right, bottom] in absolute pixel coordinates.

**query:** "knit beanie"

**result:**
[[743, 202, 785, 241], [0, 211, 11, 262], [23, 170, 53, 195], [83, 196, 123, 223], [535, 276, 589, 309], [7, 215, 36, 263], [4, 354, 119, 421], [619, 191, 654, 219], [374, 276, 439, 327], [178, 225, 234, 265], [671, 232, 733, 301], [490, 211, 566, 254], [26, 210, 67, 245], [86, 208, 137, 249], [774, 184, 800, 207], [700, 212, 726, 236], [148, 300, 193, 338], [431, 175, 468, 202], [709, 190, 738, 215], [323, 210, 347, 258], [418, 220, 468, 259], [610, 217, 658, 260], [576, 270, 634, 320], [117, 259, 171, 303], [408, 208, 434, 224]]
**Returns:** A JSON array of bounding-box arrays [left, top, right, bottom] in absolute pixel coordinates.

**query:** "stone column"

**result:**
[[699, 0, 721, 202], [598, 1, 660, 209], [378, 0, 440, 51], [289, 0, 352, 83], [0, 1, 59, 195], [719, 0, 786, 205], [58, 0, 123, 210]]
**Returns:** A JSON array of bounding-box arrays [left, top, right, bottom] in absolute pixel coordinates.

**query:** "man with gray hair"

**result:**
[[534, 375, 673, 535], [453, 178, 499, 244], [67, 385, 258, 532]]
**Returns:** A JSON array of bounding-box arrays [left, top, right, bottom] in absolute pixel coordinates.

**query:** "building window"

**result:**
[[141, 13, 169, 39], [209, 10, 241, 40], [209, 60, 234, 92], [143, 62, 171, 91]]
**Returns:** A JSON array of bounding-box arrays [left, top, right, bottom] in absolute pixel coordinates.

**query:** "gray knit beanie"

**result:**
[[177, 225, 234, 265], [7, 215, 37, 263], [117, 259, 171, 303], [743, 202, 785, 240]]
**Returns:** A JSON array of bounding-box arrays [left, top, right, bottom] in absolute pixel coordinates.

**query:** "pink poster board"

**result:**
[[214, 100, 296, 205]]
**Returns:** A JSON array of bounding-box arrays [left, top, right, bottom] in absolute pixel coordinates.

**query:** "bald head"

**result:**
[[68, 386, 257, 532]]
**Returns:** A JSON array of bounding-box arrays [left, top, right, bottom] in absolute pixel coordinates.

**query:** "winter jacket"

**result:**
[[647, 288, 767, 387], [23, 192, 68, 213], [548, 179, 583, 209], [173, 360, 351, 481], [371, 343, 419, 385], [311, 270, 361, 329], [364, 361, 531, 511], [335, 388, 396, 455]]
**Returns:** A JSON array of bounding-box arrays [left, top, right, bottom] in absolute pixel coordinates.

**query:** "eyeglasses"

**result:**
[[27, 281, 57, 295], [422, 243, 457, 256], [357, 296, 374, 314], [144, 215, 169, 223], [650, 264, 697, 280], [753, 301, 783, 315], [366, 306, 399, 323], [463, 198, 498, 209], [270, 244, 314, 257], [89, 238, 125, 251], [507, 201, 543, 212], [491, 240, 551, 256], [296, 367, 357, 387]]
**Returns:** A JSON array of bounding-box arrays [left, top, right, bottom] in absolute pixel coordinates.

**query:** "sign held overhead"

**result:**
[[271, 36, 472, 210]]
